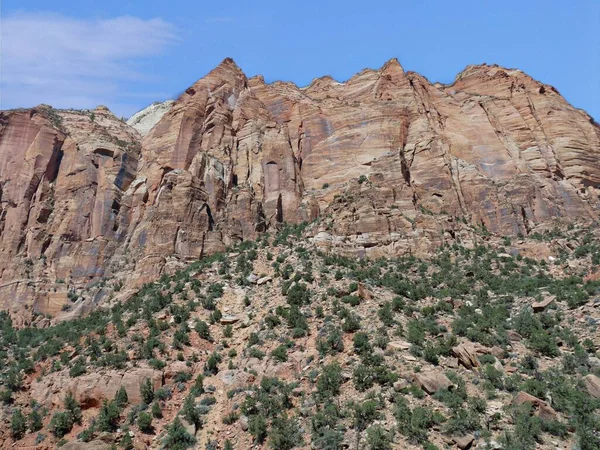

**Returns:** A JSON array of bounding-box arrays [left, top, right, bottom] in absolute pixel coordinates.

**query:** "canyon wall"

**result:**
[[1, 58, 598, 319]]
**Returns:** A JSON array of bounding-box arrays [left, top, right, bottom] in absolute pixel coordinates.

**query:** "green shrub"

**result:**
[[342, 313, 361, 333], [204, 352, 220, 374], [311, 403, 343, 449], [268, 414, 303, 450], [64, 391, 82, 425], [394, 396, 435, 444], [528, 329, 559, 357], [11, 408, 26, 439], [120, 432, 133, 449], [248, 332, 261, 347], [316, 326, 344, 356], [49, 411, 73, 438], [353, 364, 375, 392], [271, 345, 288, 362], [316, 362, 343, 400], [249, 348, 266, 360], [222, 411, 239, 424], [353, 332, 372, 355], [69, 356, 87, 377], [152, 401, 163, 418], [96, 400, 121, 432], [149, 358, 166, 370], [366, 424, 392, 450], [265, 314, 281, 328], [28, 409, 43, 432], [445, 406, 481, 436], [377, 302, 395, 327], [423, 343, 439, 365], [190, 374, 205, 397], [163, 417, 196, 450], [137, 412, 153, 433], [0, 389, 12, 404], [249, 414, 268, 444], [407, 320, 426, 346], [499, 405, 541, 450], [286, 283, 311, 306]]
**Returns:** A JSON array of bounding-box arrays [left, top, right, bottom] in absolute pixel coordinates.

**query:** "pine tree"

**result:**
[[114, 386, 129, 408], [181, 394, 201, 432], [96, 400, 121, 432], [140, 378, 154, 405], [64, 391, 82, 424]]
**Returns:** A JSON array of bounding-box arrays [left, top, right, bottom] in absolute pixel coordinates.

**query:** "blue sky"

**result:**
[[1, 0, 599, 119]]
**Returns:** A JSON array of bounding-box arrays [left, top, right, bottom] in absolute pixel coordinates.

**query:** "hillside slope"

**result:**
[[0, 224, 599, 449]]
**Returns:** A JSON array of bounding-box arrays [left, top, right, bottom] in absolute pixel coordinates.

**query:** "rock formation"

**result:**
[[1, 57, 599, 319], [126, 100, 175, 137]]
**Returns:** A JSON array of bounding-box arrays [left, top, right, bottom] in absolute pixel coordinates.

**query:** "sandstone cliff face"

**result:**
[[1, 58, 598, 318], [0, 106, 141, 320]]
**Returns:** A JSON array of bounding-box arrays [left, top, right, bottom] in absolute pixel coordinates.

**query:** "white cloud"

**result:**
[[0, 12, 177, 117]]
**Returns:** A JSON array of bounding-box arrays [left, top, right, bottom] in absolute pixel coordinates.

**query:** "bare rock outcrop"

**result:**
[[512, 391, 558, 420], [126, 100, 175, 136], [31, 367, 162, 408]]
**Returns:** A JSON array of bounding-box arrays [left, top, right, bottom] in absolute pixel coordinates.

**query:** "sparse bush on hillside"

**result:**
[[11, 409, 26, 439], [163, 417, 196, 450]]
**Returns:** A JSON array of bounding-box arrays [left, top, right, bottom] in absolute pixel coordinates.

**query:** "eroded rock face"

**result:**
[[1, 57, 599, 319], [126, 100, 174, 137], [0, 106, 141, 319], [31, 367, 162, 408]]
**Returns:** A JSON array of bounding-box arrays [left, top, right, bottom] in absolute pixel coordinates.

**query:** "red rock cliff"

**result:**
[[1, 58, 598, 320]]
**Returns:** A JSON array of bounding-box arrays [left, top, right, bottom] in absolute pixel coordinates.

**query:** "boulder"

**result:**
[[532, 296, 555, 312], [454, 434, 474, 450], [452, 344, 480, 370], [414, 371, 454, 394], [388, 340, 411, 351], [393, 379, 409, 392], [583, 374, 600, 398], [512, 391, 558, 421], [220, 314, 240, 325], [257, 276, 273, 285], [239, 415, 249, 431]]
